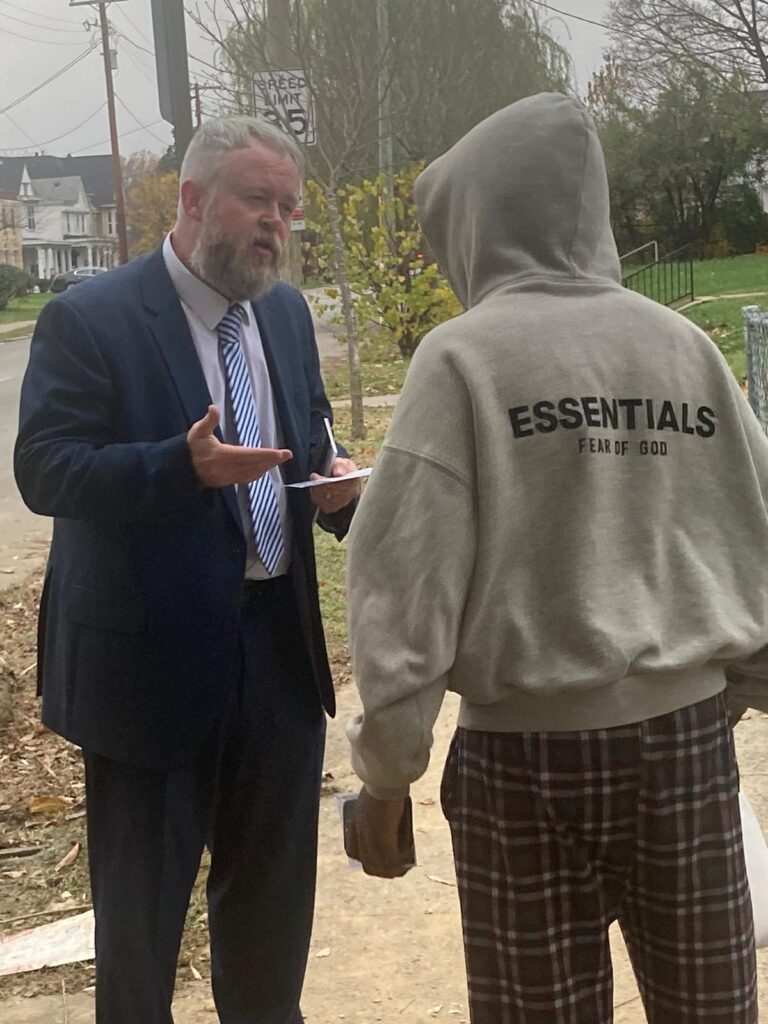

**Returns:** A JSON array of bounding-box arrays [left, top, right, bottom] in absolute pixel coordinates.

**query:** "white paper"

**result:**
[[0, 910, 94, 976], [286, 468, 372, 489]]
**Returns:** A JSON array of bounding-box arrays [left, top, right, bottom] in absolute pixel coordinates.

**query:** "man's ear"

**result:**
[[180, 179, 206, 224]]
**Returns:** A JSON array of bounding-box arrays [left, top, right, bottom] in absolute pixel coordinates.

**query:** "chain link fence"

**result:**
[[743, 305, 768, 433]]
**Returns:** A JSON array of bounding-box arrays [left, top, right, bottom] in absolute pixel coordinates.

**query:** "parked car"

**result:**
[[49, 266, 108, 293]]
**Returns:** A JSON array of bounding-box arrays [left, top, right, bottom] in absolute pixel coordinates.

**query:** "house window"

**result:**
[[65, 212, 86, 235], [20, 182, 31, 197], [26, 205, 36, 231], [105, 209, 116, 235]]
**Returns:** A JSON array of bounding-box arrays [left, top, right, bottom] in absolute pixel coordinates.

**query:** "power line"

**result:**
[[113, 6, 152, 45], [0, 103, 107, 153], [115, 94, 168, 145], [74, 119, 169, 154], [526, 0, 610, 31], [2, 110, 36, 146], [0, 0, 83, 27], [118, 31, 154, 59], [0, 41, 97, 116], [119, 41, 157, 86], [1, 25, 91, 45], [0, 8, 88, 34], [115, 21, 211, 74]]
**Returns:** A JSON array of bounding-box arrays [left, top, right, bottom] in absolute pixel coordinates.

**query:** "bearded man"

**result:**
[[14, 116, 359, 1024]]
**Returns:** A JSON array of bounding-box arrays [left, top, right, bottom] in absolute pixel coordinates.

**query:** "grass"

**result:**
[[323, 332, 410, 399], [313, 405, 394, 646], [692, 254, 768, 298], [0, 291, 52, 325], [680, 295, 768, 381]]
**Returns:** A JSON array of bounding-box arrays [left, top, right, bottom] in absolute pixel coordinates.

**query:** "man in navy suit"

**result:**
[[14, 116, 359, 1024]]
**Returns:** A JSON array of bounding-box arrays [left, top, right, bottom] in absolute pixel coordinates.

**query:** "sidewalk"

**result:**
[[0, 321, 33, 337]]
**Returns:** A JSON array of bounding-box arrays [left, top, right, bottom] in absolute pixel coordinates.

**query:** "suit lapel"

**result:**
[[142, 248, 243, 535]]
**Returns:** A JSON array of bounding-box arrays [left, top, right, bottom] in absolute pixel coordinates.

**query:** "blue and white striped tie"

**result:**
[[217, 305, 284, 575]]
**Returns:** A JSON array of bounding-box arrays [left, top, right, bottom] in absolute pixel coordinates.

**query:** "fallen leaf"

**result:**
[[55, 842, 81, 872], [190, 963, 203, 981], [419, 798, 436, 806], [316, 947, 331, 958], [427, 874, 456, 887], [2, 870, 26, 879], [429, 1005, 444, 1016], [29, 794, 71, 815]]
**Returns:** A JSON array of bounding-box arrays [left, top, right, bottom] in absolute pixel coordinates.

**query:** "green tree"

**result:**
[[642, 73, 768, 253], [590, 64, 768, 257], [587, 58, 650, 255], [0, 263, 31, 311]]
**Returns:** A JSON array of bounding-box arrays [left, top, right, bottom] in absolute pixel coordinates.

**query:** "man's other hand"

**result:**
[[346, 788, 410, 879], [310, 457, 361, 515], [188, 405, 293, 488]]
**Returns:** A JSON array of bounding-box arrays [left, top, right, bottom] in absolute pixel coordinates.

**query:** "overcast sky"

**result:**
[[0, 0, 610, 162]]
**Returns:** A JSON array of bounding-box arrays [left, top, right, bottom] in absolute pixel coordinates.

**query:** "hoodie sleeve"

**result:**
[[346, 342, 476, 799]]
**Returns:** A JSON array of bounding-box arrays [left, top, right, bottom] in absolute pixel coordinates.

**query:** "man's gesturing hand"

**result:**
[[188, 405, 292, 488]]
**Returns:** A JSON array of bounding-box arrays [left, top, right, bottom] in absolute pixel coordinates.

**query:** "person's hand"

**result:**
[[346, 788, 410, 879], [188, 405, 292, 488], [310, 457, 361, 514]]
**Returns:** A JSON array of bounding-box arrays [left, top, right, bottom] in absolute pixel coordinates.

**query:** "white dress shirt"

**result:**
[[162, 233, 290, 579]]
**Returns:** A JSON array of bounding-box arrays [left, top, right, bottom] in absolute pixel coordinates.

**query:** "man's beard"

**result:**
[[190, 221, 285, 301]]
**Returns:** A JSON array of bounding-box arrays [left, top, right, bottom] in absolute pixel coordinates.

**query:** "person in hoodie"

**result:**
[[345, 93, 768, 1023]]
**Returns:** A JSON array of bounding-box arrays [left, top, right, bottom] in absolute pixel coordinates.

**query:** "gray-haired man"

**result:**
[[15, 116, 359, 1023]]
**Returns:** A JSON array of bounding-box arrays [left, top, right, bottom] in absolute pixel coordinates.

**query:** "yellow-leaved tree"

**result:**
[[305, 166, 461, 360], [124, 152, 179, 257]]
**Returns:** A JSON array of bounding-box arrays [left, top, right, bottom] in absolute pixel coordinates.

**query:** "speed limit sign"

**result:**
[[253, 69, 316, 147]]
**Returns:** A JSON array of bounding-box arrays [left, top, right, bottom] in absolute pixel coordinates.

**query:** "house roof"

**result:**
[[0, 154, 115, 206], [31, 176, 83, 206]]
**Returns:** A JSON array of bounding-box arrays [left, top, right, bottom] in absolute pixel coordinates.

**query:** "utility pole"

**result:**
[[376, 0, 394, 220], [266, 0, 303, 288], [70, 0, 129, 264]]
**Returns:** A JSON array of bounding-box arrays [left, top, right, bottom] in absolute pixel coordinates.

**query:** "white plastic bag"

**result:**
[[738, 792, 768, 948]]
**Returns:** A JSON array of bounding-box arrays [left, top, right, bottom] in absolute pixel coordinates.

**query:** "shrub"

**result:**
[[0, 264, 32, 311]]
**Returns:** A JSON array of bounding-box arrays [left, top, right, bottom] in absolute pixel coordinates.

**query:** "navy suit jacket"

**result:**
[[14, 248, 352, 769]]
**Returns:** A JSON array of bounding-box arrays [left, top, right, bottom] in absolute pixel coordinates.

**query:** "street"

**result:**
[[0, 336, 51, 592]]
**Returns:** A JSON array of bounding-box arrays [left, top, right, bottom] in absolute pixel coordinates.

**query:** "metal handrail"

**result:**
[[619, 240, 659, 265], [621, 245, 695, 308]]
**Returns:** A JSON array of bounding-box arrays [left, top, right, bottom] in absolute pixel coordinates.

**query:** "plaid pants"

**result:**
[[441, 694, 757, 1023]]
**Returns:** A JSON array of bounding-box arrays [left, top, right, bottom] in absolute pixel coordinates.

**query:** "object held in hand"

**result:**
[[337, 792, 416, 873], [286, 468, 372, 489]]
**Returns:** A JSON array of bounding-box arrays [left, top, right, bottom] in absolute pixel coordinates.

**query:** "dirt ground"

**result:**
[[2, 576, 768, 1023]]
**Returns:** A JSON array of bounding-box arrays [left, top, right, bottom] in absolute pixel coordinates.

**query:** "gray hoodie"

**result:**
[[346, 93, 768, 799]]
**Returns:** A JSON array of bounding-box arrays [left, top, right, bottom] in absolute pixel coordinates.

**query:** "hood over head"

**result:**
[[415, 93, 621, 309]]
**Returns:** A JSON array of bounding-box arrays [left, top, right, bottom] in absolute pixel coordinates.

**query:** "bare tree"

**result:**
[[608, 0, 768, 89]]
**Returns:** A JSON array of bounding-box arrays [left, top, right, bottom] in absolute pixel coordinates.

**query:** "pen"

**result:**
[[323, 417, 339, 462]]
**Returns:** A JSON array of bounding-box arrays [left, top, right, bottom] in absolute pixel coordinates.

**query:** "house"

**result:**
[[0, 154, 118, 283], [0, 193, 23, 270]]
